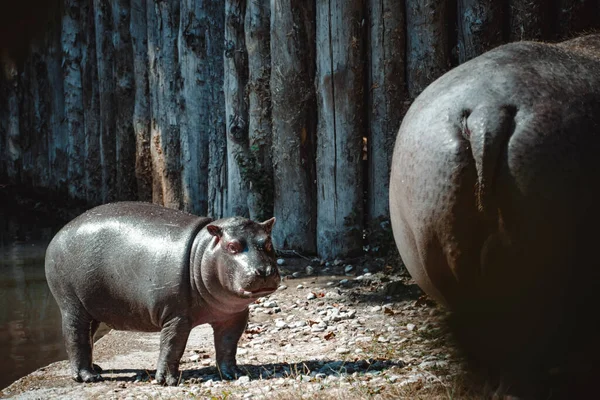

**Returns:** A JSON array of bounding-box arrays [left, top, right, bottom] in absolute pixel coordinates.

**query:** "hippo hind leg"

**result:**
[[61, 309, 103, 383]]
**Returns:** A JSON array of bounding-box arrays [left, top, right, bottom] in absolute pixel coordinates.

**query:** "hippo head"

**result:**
[[205, 217, 280, 300]]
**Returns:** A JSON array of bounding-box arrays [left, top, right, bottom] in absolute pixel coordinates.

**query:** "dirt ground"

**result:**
[[0, 256, 497, 400]]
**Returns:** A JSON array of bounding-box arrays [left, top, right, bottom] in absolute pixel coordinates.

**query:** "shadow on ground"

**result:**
[[98, 358, 405, 384]]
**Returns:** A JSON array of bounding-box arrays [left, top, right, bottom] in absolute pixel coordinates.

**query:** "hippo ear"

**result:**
[[260, 217, 276, 235], [207, 225, 223, 238]]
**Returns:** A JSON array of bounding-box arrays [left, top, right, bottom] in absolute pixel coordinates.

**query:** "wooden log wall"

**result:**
[[1, 0, 599, 258]]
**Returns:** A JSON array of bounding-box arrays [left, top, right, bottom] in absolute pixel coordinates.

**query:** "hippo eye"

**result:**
[[227, 241, 243, 254]]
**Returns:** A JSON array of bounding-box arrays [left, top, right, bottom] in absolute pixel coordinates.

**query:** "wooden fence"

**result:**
[[1, 0, 599, 258]]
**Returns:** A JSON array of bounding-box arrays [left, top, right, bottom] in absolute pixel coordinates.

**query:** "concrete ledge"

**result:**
[[1, 325, 214, 399]]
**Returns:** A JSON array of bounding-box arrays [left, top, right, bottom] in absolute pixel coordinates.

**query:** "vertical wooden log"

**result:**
[[367, 0, 405, 227], [94, 0, 116, 202], [179, 0, 213, 215], [0, 65, 5, 181], [146, 1, 164, 205], [147, 0, 182, 209], [508, 0, 553, 41], [24, 46, 51, 188], [4, 59, 21, 181], [270, 0, 317, 252], [204, 3, 227, 219], [81, 0, 102, 204], [47, 4, 67, 193], [316, 0, 366, 258], [457, 0, 505, 63], [62, 0, 85, 199], [406, 0, 451, 98], [18, 52, 34, 186], [224, 0, 249, 217], [556, 0, 600, 38], [112, 0, 137, 200], [244, 0, 273, 221], [130, 0, 152, 202]]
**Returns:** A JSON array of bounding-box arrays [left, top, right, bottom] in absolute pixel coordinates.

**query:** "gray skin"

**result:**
[[45, 202, 280, 386], [390, 35, 600, 370]]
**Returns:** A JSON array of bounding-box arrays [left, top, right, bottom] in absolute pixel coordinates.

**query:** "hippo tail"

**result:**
[[461, 104, 517, 215]]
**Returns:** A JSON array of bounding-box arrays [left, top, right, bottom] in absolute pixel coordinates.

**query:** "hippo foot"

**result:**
[[73, 369, 103, 383], [155, 371, 180, 386], [217, 364, 242, 380]]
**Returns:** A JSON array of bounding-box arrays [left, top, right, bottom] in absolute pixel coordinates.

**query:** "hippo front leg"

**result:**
[[155, 317, 192, 386], [211, 309, 249, 380]]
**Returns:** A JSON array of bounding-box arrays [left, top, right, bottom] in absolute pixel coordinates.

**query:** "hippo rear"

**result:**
[[45, 202, 280, 385], [390, 34, 600, 393]]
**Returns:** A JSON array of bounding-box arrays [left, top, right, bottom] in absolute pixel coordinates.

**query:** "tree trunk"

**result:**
[[112, 0, 137, 201], [94, 0, 116, 202], [270, 0, 317, 253], [508, 0, 552, 41], [224, 0, 249, 217], [130, 0, 152, 202], [406, 0, 451, 98], [205, 3, 227, 219], [179, 0, 207, 214], [367, 0, 405, 227], [5, 59, 21, 181], [316, 0, 366, 258], [81, 0, 102, 204], [556, 0, 600, 38], [457, 0, 505, 63], [244, 0, 273, 222], [147, 0, 182, 209], [19, 45, 51, 189], [47, 4, 66, 193], [62, 0, 85, 199]]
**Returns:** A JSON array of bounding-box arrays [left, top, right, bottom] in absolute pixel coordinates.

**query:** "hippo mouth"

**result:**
[[237, 287, 278, 298]]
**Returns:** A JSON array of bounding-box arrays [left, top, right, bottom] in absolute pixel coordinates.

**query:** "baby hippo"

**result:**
[[45, 202, 281, 386]]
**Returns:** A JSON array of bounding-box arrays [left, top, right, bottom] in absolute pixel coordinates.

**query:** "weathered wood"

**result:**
[[367, 0, 405, 226], [47, 4, 67, 193], [62, 0, 85, 199], [406, 0, 451, 98], [508, 0, 552, 41], [316, 0, 366, 258], [4, 59, 21, 181], [81, 0, 102, 204], [147, 0, 182, 209], [556, 0, 600, 38], [205, 3, 227, 219], [270, 0, 317, 253], [224, 0, 250, 217], [179, 0, 207, 214], [94, 0, 116, 202], [130, 0, 152, 202], [244, 0, 273, 221], [457, 0, 505, 63], [112, 0, 137, 201]]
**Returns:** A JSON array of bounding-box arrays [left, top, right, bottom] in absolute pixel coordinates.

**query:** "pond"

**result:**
[[0, 239, 66, 390]]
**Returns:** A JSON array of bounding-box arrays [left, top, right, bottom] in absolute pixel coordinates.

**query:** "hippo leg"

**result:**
[[212, 309, 249, 380], [155, 317, 192, 386], [61, 310, 103, 383], [90, 320, 102, 373]]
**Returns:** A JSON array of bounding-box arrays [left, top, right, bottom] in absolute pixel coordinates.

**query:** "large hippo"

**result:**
[[45, 202, 280, 386], [390, 34, 600, 387]]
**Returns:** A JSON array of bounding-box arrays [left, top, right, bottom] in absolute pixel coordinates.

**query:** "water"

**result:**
[[0, 240, 66, 390]]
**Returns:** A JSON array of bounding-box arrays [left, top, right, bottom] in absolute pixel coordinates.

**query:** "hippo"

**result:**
[[389, 34, 600, 390], [45, 202, 280, 386]]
